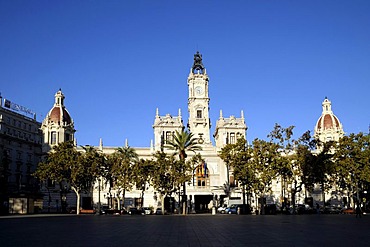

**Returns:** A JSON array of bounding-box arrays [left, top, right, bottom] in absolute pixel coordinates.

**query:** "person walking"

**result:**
[[355, 203, 362, 218]]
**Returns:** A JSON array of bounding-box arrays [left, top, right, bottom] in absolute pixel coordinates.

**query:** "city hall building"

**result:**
[[39, 52, 345, 213]]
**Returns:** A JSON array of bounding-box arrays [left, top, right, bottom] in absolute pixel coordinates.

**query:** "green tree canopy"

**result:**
[[334, 132, 370, 204], [111, 146, 138, 209], [34, 141, 101, 214]]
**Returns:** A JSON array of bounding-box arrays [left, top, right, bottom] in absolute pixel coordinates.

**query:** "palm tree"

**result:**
[[166, 130, 202, 214]]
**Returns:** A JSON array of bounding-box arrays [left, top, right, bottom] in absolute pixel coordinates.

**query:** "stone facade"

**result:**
[[38, 53, 346, 214], [92, 52, 248, 212]]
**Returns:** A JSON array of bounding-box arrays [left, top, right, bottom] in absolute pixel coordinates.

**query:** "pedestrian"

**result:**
[[355, 204, 362, 218]]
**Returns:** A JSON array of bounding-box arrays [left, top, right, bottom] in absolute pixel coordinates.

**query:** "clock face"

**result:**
[[195, 86, 203, 95]]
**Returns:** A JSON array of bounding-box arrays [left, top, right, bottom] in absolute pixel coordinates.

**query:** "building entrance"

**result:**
[[194, 195, 213, 213]]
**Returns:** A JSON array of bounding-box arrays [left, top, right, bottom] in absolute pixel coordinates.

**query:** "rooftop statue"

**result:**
[[192, 51, 205, 73]]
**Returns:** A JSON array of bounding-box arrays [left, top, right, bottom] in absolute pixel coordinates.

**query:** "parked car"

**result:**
[[341, 207, 355, 214], [129, 207, 145, 215], [323, 206, 341, 214], [225, 204, 252, 214], [225, 204, 242, 214], [155, 208, 163, 215], [289, 204, 313, 215], [142, 207, 153, 215], [217, 206, 227, 214], [100, 205, 126, 215]]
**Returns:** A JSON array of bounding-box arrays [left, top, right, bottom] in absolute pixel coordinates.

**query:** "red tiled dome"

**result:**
[[316, 114, 341, 130], [46, 89, 73, 125], [49, 106, 72, 124]]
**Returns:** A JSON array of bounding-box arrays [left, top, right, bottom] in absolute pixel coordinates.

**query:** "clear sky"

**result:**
[[1, 0, 369, 147]]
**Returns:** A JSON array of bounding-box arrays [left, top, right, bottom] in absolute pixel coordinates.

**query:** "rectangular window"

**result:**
[[165, 131, 172, 144], [17, 151, 22, 160], [16, 162, 21, 171], [230, 133, 236, 144], [51, 131, 57, 144], [196, 110, 202, 118]]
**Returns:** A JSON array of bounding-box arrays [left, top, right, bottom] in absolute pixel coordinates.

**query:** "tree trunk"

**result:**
[[117, 194, 121, 210], [161, 194, 165, 215], [321, 182, 325, 206], [141, 190, 145, 207], [182, 182, 187, 215], [291, 191, 296, 214], [242, 185, 246, 214], [72, 187, 80, 215]]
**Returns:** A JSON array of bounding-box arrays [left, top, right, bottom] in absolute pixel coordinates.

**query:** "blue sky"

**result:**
[[1, 0, 369, 147]]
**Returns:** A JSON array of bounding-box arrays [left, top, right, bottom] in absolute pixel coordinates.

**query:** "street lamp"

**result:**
[[61, 185, 68, 213], [97, 178, 101, 215], [363, 191, 367, 212]]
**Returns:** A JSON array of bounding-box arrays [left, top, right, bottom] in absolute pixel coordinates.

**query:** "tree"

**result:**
[[218, 142, 236, 194], [334, 132, 370, 207], [219, 138, 256, 213], [250, 138, 280, 214], [268, 124, 308, 213], [151, 152, 182, 214], [165, 130, 202, 214], [34, 141, 99, 215], [79, 145, 105, 212], [311, 140, 335, 205], [111, 146, 138, 209], [133, 158, 155, 207]]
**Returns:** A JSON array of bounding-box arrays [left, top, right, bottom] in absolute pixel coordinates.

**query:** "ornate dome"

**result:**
[[49, 106, 72, 124], [46, 89, 73, 125], [314, 97, 344, 142]]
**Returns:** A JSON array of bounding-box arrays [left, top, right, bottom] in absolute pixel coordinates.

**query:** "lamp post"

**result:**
[[61, 185, 67, 213], [363, 190, 367, 212], [97, 178, 101, 215]]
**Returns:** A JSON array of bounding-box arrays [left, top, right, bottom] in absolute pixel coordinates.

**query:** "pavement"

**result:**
[[0, 214, 369, 246]]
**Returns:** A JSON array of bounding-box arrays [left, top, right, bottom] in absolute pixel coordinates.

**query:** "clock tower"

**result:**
[[187, 51, 211, 145]]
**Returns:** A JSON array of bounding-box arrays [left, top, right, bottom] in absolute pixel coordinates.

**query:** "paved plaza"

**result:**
[[0, 214, 369, 246]]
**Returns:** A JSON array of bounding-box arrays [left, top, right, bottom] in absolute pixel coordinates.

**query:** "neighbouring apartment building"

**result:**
[[0, 95, 43, 214]]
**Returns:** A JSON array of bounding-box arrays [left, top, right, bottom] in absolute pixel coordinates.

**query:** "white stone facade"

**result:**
[[92, 52, 248, 212], [39, 54, 347, 213]]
